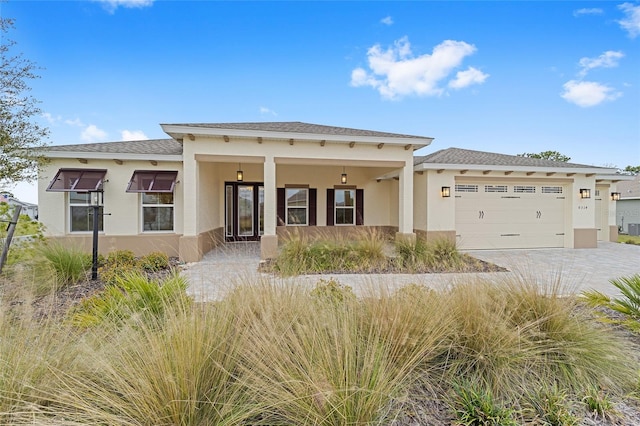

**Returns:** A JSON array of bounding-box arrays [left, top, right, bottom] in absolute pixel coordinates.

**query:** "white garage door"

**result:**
[[455, 182, 566, 249]]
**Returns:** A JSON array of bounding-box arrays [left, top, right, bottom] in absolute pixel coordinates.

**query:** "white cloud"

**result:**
[[95, 0, 154, 13], [573, 8, 603, 16], [121, 130, 148, 141], [618, 2, 640, 38], [448, 66, 489, 89], [350, 37, 486, 99], [381, 16, 393, 26], [259, 106, 278, 116], [578, 50, 624, 76], [64, 117, 84, 127], [81, 124, 108, 142], [561, 80, 622, 107], [42, 112, 61, 124]]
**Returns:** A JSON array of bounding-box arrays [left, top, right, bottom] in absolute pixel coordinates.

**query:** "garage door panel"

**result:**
[[455, 182, 565, 250]]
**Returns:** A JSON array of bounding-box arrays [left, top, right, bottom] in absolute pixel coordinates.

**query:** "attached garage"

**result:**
[[454, 181, 566, 249], [413, 148, 623, 250]]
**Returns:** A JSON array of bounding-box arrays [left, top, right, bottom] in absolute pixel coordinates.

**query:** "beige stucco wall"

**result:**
[[39, 158, 184, 239]]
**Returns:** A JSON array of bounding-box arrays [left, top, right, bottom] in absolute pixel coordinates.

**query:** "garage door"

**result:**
[[455, 182, 566, 249]]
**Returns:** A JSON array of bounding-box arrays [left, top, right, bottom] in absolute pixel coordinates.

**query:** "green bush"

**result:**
[[581, 274, 640, 332], [524, 383, 579, 426], [395, 237, 463, 272], [450, 380, 518, 426], [98, 249, 141, 285], [274, 228, 387, 276], [139, 251, 170, 271], [310, 278, 355, 304], [70, 271, 190, 327]]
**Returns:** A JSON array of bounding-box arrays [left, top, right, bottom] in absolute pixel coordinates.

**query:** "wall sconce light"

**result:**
[[579, 188, 590, 199], [341, 167, 348, 184], [441, 186, 451, 198], [611, 192, 621, 201], [236, 163, 243, 182]]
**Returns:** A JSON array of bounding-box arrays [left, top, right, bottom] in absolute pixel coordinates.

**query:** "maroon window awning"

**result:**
[[126, 170, 178, 193], [47, 169, 107, 192]]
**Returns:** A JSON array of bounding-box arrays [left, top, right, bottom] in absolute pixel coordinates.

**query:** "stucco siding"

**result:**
[[617, 199, 640, 234]]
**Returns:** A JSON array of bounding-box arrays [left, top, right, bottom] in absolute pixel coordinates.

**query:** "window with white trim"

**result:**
[[335, 189, 356, 225], [69, 191, 103, 232], [141, 193, 174, 231], [285, 188, 308, 225]]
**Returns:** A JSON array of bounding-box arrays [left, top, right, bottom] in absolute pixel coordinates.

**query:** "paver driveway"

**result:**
[[182, 241, 640, 301]]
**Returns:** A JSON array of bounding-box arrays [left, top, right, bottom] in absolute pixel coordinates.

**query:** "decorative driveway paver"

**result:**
[[182, 242, 640, 301]]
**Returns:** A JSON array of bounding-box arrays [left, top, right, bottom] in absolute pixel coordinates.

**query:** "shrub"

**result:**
[[70, 271, 190, 327], [523, 383, 579, 426], [310, 278, 355, 304], [394, 237, 464, 272], [274, 228, 387, 275], [450, 380, 518, 426], [581, 274, 640, 332], [98, 249, 141, 285], [582, 387, 618, 421], [139, 251, 170, 271]]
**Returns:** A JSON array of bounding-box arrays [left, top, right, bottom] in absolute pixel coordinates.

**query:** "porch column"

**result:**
[[396, 160, 416, 242], [179, 155, 201, 262], [261, 155, 278, 259]]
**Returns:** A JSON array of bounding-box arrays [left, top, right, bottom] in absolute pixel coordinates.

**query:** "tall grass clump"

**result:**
[[395, 236, 465, 272], [70, 271, 190, 327], [274, 228, 387, 276], [38, 241, 91, 289], [0, 311, 81, 424], [227, 279, 453, 424], [440, 277, 636, 402]]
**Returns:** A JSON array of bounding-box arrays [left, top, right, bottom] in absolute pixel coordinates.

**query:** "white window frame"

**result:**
[[68, 191, 103, 233], [141, 192, 175, 232], [285, 187, 309, 226], [335, 188, 356, 226]]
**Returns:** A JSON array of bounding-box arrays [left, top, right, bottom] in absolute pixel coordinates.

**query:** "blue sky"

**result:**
[[4, 0, 640, 203]]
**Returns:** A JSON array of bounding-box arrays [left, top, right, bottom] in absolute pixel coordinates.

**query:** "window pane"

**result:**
[[142, 192, 174, 205], [225, 185, 233, 236], [259, 186, 265, 235], [238, 185, 254, 236], [69, 191, 90, 204], [71, 206, 103, 232], [287, 208, 307, 225], [286, 188, 307, 207], [143, 207, 174, 231], [336, 208, 354, 225], [335, 189, 355, 207]]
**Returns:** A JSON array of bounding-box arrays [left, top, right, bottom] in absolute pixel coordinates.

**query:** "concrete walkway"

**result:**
[[182, 241, 640, 301]]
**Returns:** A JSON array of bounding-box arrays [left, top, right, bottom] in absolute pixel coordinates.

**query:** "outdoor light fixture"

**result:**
[[579, 188, 591, 199], [611, 192, 621, 201], [236, 164, 243, 182], [88, 189, 103, 281], [441, 186, 451, 198], [341, 167, 348, 184]]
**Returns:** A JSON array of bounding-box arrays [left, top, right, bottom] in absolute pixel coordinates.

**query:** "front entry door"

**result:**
[[225, 182, 264, 241]]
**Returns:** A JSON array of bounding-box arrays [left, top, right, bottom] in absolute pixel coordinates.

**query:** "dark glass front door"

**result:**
[[225, 182, 264, 241]]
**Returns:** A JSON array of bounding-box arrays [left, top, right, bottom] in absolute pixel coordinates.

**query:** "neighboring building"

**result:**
[[616, 174, 640, 235], [38, 122, 623, 262], [0, 193, 38, 221]]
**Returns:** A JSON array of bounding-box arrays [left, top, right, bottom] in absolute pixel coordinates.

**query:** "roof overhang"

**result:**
[[44, 151, 183, 162], [415, 162, 620, 176], [160, 124, 434, 151]]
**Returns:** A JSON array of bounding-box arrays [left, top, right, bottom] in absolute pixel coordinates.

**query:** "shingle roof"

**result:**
[[44, 139, 183, 156], [617, 174, 640, 199], [414, 147, 608, 169], [162, 121, 429, 140]]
